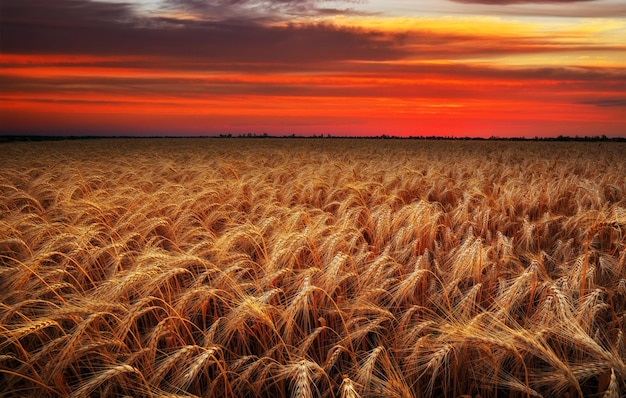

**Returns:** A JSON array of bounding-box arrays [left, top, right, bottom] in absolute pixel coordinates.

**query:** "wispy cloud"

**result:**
[[162, 0, 371, 21], [449, 0, 598, 4], [579, 98, 626, 107], [446, 0, 626, 17]]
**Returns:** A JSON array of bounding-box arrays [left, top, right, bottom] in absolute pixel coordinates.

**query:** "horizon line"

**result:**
[[2, 134, 625, 143]]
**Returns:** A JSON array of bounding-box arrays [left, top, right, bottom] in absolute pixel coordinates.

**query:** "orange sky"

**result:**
[[1, 0, 625, 137]]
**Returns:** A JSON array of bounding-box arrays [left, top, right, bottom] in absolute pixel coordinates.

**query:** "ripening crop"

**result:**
[[1, 138, 625, 397]]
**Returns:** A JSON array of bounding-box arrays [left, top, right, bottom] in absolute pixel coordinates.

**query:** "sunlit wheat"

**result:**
[[1, 138, 625, 397]]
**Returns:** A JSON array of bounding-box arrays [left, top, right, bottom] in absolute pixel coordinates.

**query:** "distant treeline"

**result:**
[[214, 133, 625, 142], [1, 134, 625, 143]]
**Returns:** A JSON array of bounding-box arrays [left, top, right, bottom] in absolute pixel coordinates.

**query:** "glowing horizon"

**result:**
[[1, 0, 624, 137]]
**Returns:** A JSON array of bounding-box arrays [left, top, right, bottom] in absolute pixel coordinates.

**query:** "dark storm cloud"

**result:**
[[0, 0, 399, 62], [0, 0, 139, 27]]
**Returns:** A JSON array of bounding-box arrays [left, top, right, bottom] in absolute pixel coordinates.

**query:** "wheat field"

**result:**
[[1, 138, 625, 398]]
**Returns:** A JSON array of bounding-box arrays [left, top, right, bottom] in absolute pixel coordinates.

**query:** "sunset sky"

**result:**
[[1, 0, 624, 137]]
